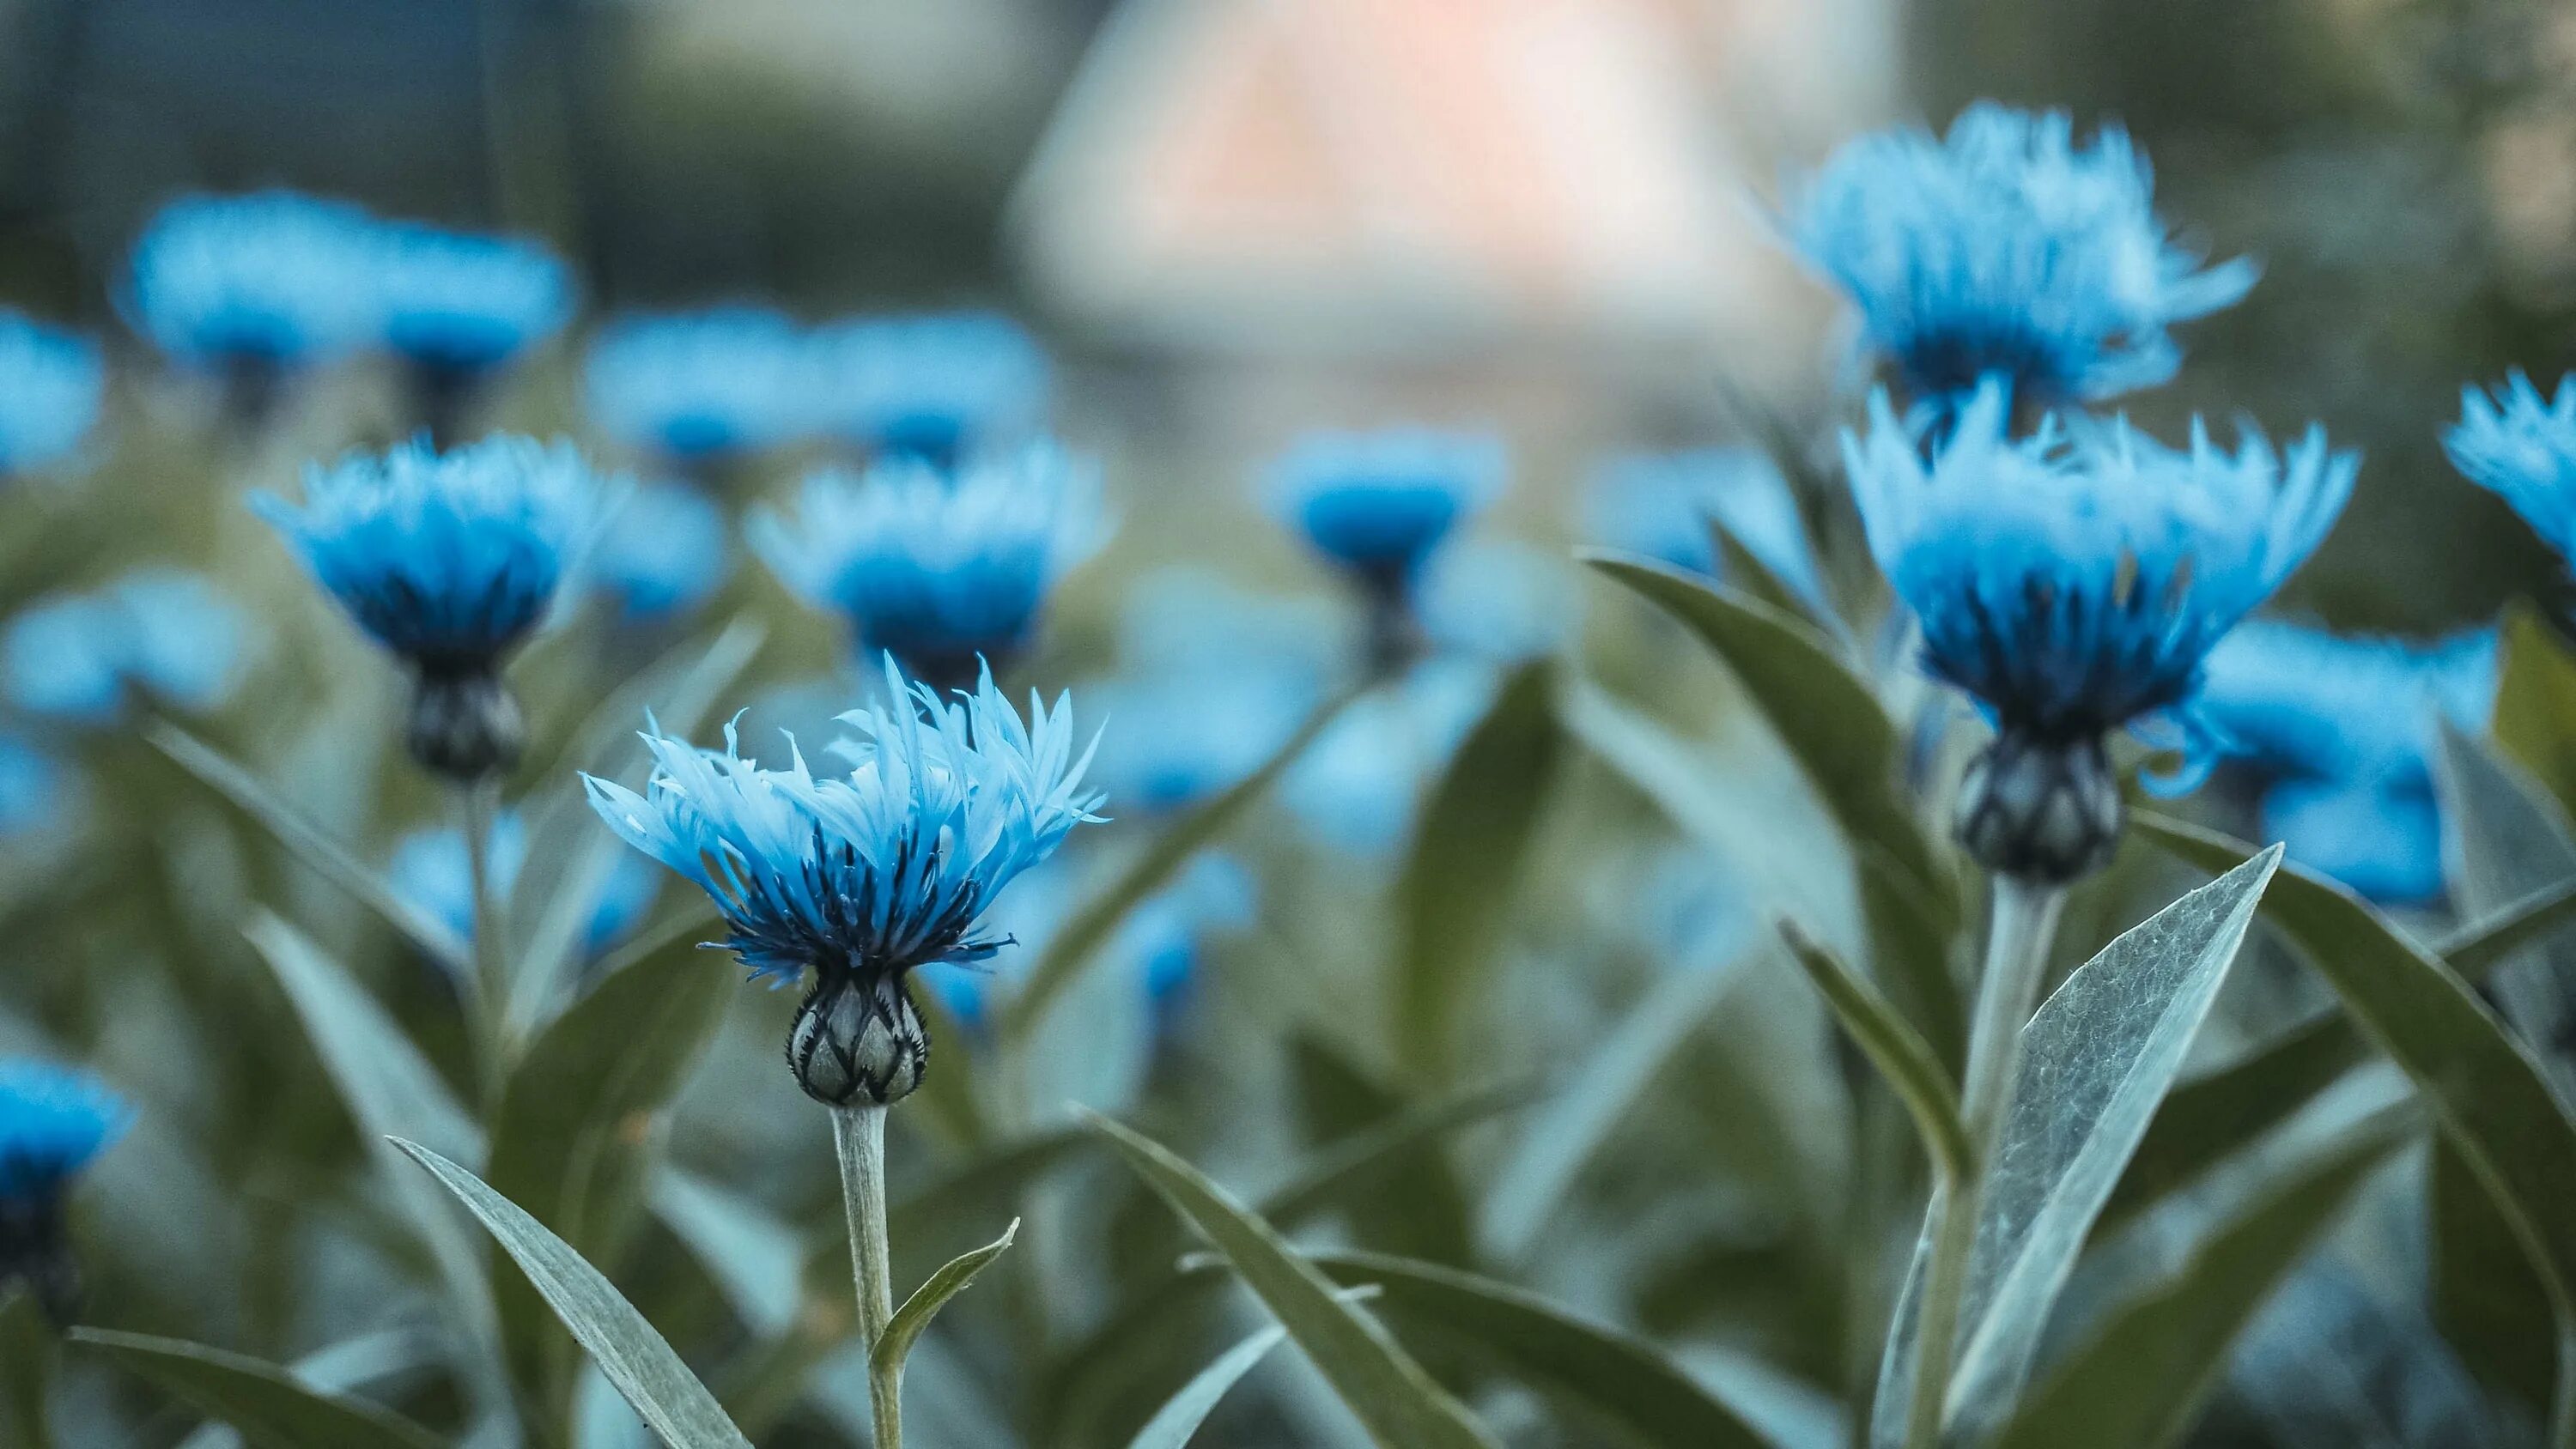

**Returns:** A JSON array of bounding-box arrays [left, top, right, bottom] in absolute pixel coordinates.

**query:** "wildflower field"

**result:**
[[9, 7, 2576, 1449]]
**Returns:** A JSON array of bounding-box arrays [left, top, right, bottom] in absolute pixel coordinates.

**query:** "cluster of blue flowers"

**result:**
[[3, 568, 247, 726]]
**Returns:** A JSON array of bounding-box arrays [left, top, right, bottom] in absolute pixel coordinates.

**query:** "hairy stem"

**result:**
[[835, 1106, 901, 1449]]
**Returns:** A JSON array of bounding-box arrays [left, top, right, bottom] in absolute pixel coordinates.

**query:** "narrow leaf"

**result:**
[[1306, 1251, 1776, 1449], [2494, 602, 2576, 823], [1780, 923, 1969, 1180], [1264, 1079, 1535, 1232], [392, 1140, 753, 1449], [871, 1220, 1018, 1378], [1124, 1287, 1382, 1449], [1996, 1112, 2412, 1449], [73, 1329, 447, 1449], [1082, 1111, 1501, 1449]]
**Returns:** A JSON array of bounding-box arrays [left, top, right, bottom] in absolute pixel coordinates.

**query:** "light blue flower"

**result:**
[[585, 308, 815, 461], [256, 435, 611, 672], [0, 735, 70, 838], [593, 479, 731, 623], [4, 570, 247, 724], [389, 810, 657, 962], [1268, 429, 1505, 584], [752, 442, 1104, 680], [1844, 383, 2352, 775], [124, 191, 382, 367], [2446, 371, 2576, 563], [1418, 539, 1577, 663], [814, 311, 1048, 464], [584, 657, 1105, 986], [1130, 852, 1257, 1005], [374, 221, 572, 379], [1587, 447, 1824, 603], [0, 1059, 130, 1204], [2262, 776, 2446, 906], [0, 312, 101, 476], [1786, 103, 2255, 417]]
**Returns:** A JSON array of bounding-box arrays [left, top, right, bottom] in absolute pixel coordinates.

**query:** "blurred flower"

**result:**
[[3, 569, 247, 724], [257, 436, 615, 779], [584, 658, 1105, 1106], [0, 1058, 131, 1321], [388, 810, 657, 962], [920, 852, 1254, 1034], [1586, 447, 1824, 604], [752, 442, 1104, 688], [2262, 777, 2447, 907], [1267, 428, 1504, 586], [1786, 103, 2255, 421], [1419, 539, 1577, 663], [813, 311, 1049, 466], [1845, 383, 2353, 879], [1286, 656, 1498, 856], [2446, 371, 2576, 563], [0, 735, 69, 837], [0, 312, 102, 476], [592, 479, 731, 624], [585, 307, 815, 462], [124, 191, 381, 370], [373, 221, 572, 382]]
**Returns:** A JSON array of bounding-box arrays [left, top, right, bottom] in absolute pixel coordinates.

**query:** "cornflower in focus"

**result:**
[[3, 569, 247, 724], [1268, 427, 1504, 670], [753, 442, 1104, 691], [585, 307, 815, 469], [124, 191, 382, 420], [1844, 383, 2353, 882], [1787, 104, 2254, 427], [389, 810, 658, 965], [1587, 447, 1825, 606], [814, 312, 1049, 467], [585, 658, 1104, 1106], [2447, 371, 2576, 566], [373, 221, 572, 440], [256, 436, 613, 780], [0, 312, 102, 477], [0, 1059, 131, 1323]]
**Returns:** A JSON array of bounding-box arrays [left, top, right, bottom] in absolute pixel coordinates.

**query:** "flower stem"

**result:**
[[1900, 876, 2064, 1449], [834, 1106, 901, 1449], [460, 777, 509, 1090]]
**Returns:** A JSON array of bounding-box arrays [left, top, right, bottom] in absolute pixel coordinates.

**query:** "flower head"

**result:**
[[0, 312, 102, 476], [124, 191, 382, 368], [585, 308, 814, 461], [374, 221, 572, 380], [1786, 103, 2255, 418], [3, 569, 248, 724], [593, 478, 731, 623], [752, 442, 1104, 686], [584, 658, 1104, 1104], [2446, 371, 2576, 563], [390, 810, 657, 963], [0, 736, 70, 838], [1268, 429, 1504, 584], [0, 1058, 129, 1322], [1587, 447, 1824, 603], [813, 311, 1049, 465]]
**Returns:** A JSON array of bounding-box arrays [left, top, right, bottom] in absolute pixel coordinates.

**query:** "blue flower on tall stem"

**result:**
[[584, 307, 815, 466], [374, 221, 571, 439], [2446, 371, 2576, 566], [814, 312, 1049, 467], [256, 435, 614, 779], [124, 191, 382, 417], [0, 1058, 131, 1322], [1268, 428, 1504, 670], [585, 658, 1105, 1105], [0, 312, 102, 477], [1845, 383, 2353, 881], [752, 442, 1104, 690], [3, 569, 248, 724], [1787, 104, 2255, 425], [592, 478, 731, 624]]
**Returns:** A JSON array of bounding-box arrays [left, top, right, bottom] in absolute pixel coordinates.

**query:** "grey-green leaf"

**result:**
[[392, 1139, 753, 1449], [73, 1328, 448, 1449], [1082, 1110, 1501, 1449], [1780, 923, 1968, 1181], [872, 1218, 1019, 1378]]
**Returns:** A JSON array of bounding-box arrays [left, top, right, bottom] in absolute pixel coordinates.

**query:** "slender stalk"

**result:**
[[834, 1106, 901, 1449], [1900, 877, 2064, 1449], [460, 779, 509, 1090]]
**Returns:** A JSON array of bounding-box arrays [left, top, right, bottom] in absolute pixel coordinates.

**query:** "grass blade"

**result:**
[[74, 1328, 448, 1449]]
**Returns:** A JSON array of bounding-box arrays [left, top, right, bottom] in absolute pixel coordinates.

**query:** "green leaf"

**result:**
[[1, 1290, 52, 1449], [1081, 1111, 1501, 1449], [2139, 814, 2576, 1421], [1779, 924, 1968, 1181], [157, 724, 471, 976], [1478, 952, 1748, 1263], [1001, 686, 1354, 1050], [1264, 1079, 1535, 1233], [2494, 603, 2576, 822], [1123, 1288, 1382, 1449], [1581, 551, 1951, 919], [651, 1167, 806, 1339], [391, 1139, 753, 1449], [871, 1219, 1018, 1379], [1393, 661, 1566, 1081], [1306, 1252, 1775, 1449], [73, 1329, 448, 1449], [1996, 1111, 2412, 1449], [1710, 521, 1826, 635]]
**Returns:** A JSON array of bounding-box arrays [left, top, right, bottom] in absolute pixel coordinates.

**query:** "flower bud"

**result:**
[[1954, 729, 2123, 884], [407, 669, 525, 781], [787, 971, 929, 1108]]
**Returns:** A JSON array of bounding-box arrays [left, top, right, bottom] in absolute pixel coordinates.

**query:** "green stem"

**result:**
[[460, 779, 509, 1094], [1901, 877, 2063, 1449], [835, 1106, 901, 1449]]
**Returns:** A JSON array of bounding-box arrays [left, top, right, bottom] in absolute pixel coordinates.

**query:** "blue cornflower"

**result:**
[[592, 478, 731, 623], [124, 191, 382, 370], [1786, 103, 2255, 421], [257, 435, 614, 778], [0, 735, 69, 838], [1587, 447, 1826, 604], [389, 810, 657, 964], [2446, 371, 2576, 563], [3, 569, 248, 724], [1, 1058, 129, 1319], [814, 311, 1049, 465], [1268, 428, 1504, 585], [584, 657, 1105, 1105], [0, 312, 102, 476], [752, 442, 1105, 687], [1846, 383, 2354, 879], [585, 308, 815, 462], [374, 221, 572, 382]]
